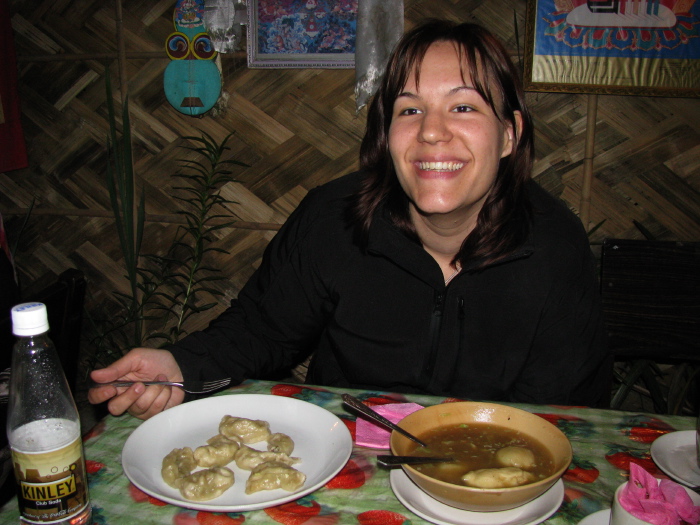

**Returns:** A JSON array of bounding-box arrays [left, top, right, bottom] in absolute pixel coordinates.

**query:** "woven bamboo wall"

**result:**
[[1, 0, 699, 368]]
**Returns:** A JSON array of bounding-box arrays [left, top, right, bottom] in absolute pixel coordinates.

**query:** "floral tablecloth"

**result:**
[[0, 380, 695, 525]]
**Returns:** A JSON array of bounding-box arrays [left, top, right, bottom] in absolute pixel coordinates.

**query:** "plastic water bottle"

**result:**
[[6, 302, 92, 525]]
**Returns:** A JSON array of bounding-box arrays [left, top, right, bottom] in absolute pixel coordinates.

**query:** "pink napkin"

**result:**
[[355, 403, 423, 449], [619, 463, 700, 525]]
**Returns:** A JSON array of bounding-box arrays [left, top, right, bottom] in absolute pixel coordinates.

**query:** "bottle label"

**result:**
[[11, 437, 90, 523]]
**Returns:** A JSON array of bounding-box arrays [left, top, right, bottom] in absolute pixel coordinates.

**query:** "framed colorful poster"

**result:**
[[523, 0, 700, 97], [247, 0, 357, 68]]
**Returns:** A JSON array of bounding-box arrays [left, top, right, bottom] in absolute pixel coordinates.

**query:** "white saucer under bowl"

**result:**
[[578, 509, 609, 525], [390, 469, 564, 525], [651, 430, 700, 487]]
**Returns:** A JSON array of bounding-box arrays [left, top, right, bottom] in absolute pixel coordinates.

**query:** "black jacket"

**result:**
[[169, 172, 608, 406]]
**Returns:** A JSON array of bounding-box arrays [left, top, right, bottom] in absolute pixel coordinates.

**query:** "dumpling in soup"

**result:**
[[495, 446, 536, 470], [219, 416, 271, 444], [462, 467, 535, 488], [194, 435, 240, 468], [179, 467, 235, 501], [267, 432, 294, 455], [234, 444, 301, 470], [430, 461, 470, 479], [245, 461, 306, 494], [162, 447, 197, 488]]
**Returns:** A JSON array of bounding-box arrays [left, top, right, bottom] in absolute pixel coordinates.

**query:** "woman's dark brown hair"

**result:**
[[353, 19, 535, 270]]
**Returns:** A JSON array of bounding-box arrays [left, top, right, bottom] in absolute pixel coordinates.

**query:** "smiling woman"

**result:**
[[387, 41, 518, 279], [89, 20, 609, 422], [356, 21, 534, 276]]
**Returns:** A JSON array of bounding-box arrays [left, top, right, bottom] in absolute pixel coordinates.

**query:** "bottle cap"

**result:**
[[11, 302, 50, 336]]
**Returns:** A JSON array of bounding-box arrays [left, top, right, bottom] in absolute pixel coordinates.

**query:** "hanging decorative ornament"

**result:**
[[354, 0, 404, 113], [203, 0, 247, 54], [163, 0, 222, 116]]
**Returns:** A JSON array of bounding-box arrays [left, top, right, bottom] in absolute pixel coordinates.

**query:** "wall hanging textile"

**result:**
[[246, 0, 356, 68]]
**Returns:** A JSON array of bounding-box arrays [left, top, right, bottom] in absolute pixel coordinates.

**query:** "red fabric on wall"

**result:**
[[0, 0, 28, 173]]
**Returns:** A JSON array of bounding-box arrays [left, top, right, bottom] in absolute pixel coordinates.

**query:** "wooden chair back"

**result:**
[[0, 268, 86, 503], [601, 238, 700, 359], [0, 268, 86, 390], [600, 238, 700, 412]]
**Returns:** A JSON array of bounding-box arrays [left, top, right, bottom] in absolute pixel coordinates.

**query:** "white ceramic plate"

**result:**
[[651, 430, 700, 487], [390, 469, 564, 525], [578, 509, 609, 525], [122, 394, 353, 512]]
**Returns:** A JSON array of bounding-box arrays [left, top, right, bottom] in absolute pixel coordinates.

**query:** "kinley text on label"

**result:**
[[21, 475, 76, 502]]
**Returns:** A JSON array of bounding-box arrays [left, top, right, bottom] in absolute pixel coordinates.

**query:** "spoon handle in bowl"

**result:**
[[377, 455, 455, 467], [341, 393, 428, 447]]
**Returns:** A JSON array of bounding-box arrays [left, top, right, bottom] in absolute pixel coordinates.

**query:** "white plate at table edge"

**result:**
[[578, 509, 609, 525], [390, 469, 564, 525], [651, 430, 700, 487], [121, 393, 353, 512]]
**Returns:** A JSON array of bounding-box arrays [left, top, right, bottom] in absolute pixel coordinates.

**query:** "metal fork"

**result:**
[[89, 378, 231, 394]]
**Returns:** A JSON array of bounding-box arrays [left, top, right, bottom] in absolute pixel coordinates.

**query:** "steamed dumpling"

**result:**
[[219, 416, 271, 444], [194, 435, 240, 468], [179, 467, 235, 501], [462, 467, 535, 488], [234, 444, 301, 471], [162, 447, 197, 488], [267, 432, 294, 456], [245, 461, 306, 494], [495, 446, 536, 469], [207, 433, 239, 447]]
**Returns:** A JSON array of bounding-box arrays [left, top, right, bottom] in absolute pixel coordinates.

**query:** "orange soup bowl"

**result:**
[[390, 401, 572, 512]]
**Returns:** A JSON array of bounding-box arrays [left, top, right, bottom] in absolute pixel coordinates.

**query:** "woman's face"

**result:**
[[388, 41, 518, 223]]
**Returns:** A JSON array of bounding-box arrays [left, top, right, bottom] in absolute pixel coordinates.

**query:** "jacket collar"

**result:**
[[366, 207, 443, 288], [365, 203, 534, 287]]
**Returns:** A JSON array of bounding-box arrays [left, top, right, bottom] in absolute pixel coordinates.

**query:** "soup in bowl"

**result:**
[[390, 401, 572, 512]]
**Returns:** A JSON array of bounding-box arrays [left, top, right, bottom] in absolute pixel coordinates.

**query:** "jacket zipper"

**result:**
[[424, 290, 445, 381], [447, 296, 467, 387], [458, 296, 466, 345]]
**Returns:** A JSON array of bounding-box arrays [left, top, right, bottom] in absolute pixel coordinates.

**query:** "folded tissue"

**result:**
[[615, 462, 700, 525], [354, 402, 423, 449]]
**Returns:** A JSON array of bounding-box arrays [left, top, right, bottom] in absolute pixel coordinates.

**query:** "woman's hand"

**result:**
[[87, 348, 185, 420]]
